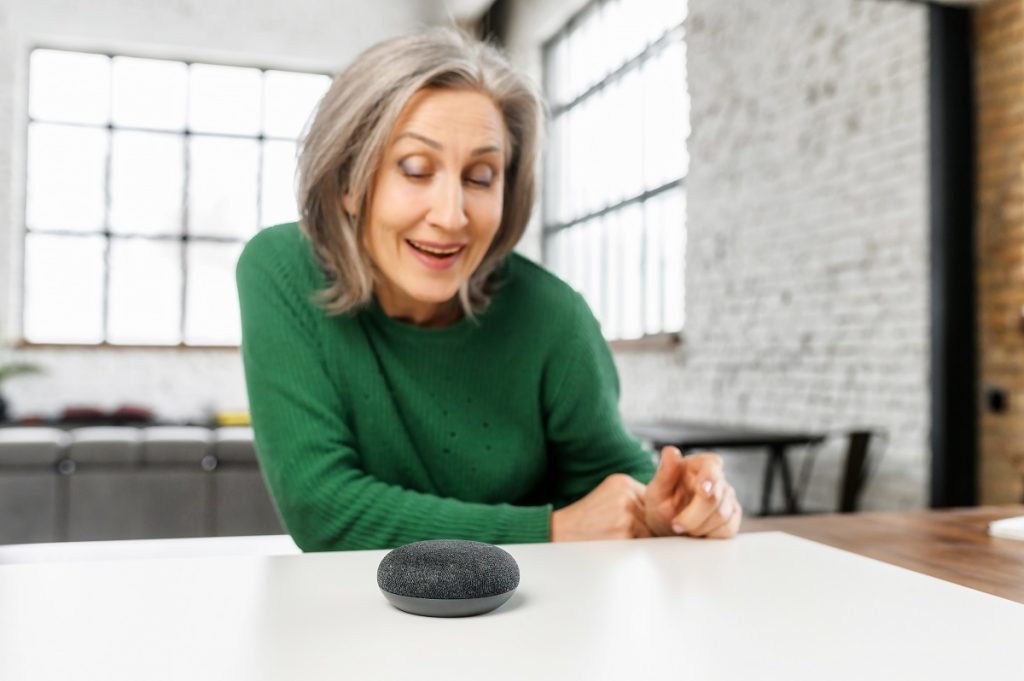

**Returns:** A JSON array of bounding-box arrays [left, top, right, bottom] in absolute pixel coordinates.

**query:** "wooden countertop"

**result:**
[[741, 505, 1024, 603]]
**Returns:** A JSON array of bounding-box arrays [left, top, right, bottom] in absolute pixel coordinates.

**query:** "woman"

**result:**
[[236, 27, 741, 551]]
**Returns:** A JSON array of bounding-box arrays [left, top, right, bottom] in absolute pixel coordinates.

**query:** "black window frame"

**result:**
[[19, 46, 330, 349], [540, 0, 689, 342]]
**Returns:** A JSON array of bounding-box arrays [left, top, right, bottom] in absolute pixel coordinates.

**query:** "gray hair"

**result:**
[[296, 26, 544, 317]]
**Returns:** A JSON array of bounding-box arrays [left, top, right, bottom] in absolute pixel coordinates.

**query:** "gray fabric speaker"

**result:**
[[377, 539, 520, 617]]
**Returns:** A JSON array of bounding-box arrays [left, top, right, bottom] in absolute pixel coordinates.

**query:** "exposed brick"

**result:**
[[976, 0, 1024, 504]]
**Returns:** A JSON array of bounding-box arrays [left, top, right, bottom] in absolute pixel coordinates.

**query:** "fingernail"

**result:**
[[672, 523, 684, 534], [702, 480, 713, 496]]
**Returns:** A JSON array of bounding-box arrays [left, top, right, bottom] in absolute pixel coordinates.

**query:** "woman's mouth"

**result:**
[[406, 239, 466, 271]]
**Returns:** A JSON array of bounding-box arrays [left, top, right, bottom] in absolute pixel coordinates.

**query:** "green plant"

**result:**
[[0, 362, 44, 386]]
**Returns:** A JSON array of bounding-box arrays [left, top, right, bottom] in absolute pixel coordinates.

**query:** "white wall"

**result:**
[[0, 0, 443, 421], [505, 0, 931, 511]]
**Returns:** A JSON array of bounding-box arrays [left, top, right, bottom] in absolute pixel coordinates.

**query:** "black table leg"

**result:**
[[760, 452, 777, 517], [773, 444, 801, 515]]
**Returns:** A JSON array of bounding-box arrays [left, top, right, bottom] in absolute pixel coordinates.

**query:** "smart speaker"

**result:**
[[377, 539, 520, 617]]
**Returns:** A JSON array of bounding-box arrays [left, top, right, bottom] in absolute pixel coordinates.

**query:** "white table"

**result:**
[[0, 532, 1020, 680], [0, 534, 300, 565]]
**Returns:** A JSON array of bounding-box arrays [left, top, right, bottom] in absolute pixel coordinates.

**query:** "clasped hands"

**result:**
[[550, 447, 742, 542]]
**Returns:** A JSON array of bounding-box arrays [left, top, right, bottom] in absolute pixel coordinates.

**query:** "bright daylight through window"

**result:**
[[22, 49, 329, 346], [543, 0, 688, 340]]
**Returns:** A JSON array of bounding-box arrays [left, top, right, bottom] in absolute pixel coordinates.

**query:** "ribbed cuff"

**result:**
[[494, 503, 553, 544]]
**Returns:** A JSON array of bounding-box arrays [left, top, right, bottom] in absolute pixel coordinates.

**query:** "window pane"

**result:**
[[188, 136, 259, 238], [578, 96, 598, 217], [643, 40, 688, 186], [604, 211, 622, 340], [24, 234, 105, 343], [590, 88, 610, 212], [644, 195, 665, 335], [620, 1, 650, 65], [545, 36, 562, 109], [543, 116, 560, 225], [658, 0, 688, 33], [263, 71, 330, 139], [543, 233, 559, 279], [564, 218, 585, 297], [188, 64, 262, 135], [595, 1, 617, 84], [185, 241, 244, 346], [558, 109, 574, 224], [564, 105, 580, 221], [642, 48, 668, 190], [621, 203, 644, 339], [26, 123, 107, 232], [549, 230, 567, 283], [583, 216, 605, 325], [110, 131, 184, 236], [676, 42, 691, 179], [260, 140, 298, 227], [29, 50, 109, 125], [604, 70, 643, 207], [618, 68, 644, 201], [567, 220, 587, 294], [663, 188, 686, 331], [566, 25, 583, 104], [605, 0, 628, 73], [112, 57, 188, 131], [554, 35, 571, 108], [108, 238, 182, 344], [579, 6, 600, 93], [639, 0, 671, 48]]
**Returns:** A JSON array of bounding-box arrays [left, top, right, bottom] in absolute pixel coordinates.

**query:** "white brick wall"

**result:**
[[0, 0, 438, 421], [506, 0, 932, 512]]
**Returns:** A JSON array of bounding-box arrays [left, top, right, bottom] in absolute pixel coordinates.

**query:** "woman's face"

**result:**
[[353, 88, 507, 326]]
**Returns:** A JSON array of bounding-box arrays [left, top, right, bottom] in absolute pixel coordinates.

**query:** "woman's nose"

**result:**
[[426, 174, 469, 231]]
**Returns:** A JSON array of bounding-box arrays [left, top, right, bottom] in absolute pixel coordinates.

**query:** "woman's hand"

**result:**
[[643, 447, 742, 539], [550, 473, 652, 542]]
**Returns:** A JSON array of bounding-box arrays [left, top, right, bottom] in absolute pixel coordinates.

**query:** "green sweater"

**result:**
[[236, 223, 656, 551]]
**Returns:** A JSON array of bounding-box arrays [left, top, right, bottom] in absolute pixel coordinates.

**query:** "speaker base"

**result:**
[[381, 589, 515, 617]]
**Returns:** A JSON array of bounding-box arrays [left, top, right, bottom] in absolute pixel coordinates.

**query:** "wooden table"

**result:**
[[629, 420, 827, 516], [742, 504, 1024, 604]]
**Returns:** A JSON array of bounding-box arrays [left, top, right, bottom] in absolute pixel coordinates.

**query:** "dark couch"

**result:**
[[0, 426, 283, 545]]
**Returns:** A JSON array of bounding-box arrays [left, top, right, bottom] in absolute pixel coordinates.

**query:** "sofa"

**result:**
[[0, 426, 283, 545]]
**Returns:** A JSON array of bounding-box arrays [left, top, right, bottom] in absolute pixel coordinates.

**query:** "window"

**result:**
[[542, 0, 688, 340], [22, 49, 330, 346]]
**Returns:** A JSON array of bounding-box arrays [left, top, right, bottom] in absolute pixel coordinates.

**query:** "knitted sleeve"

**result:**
[[236, 232, 552, 551], [541, 292, 658, 509]]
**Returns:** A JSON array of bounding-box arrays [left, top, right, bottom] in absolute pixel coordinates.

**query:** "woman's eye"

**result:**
[[399, 158, 431, 178], [465, 168, 495, 187]]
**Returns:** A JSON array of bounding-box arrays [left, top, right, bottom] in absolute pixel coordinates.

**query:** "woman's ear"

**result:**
[[341, 193, 355, 217]]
